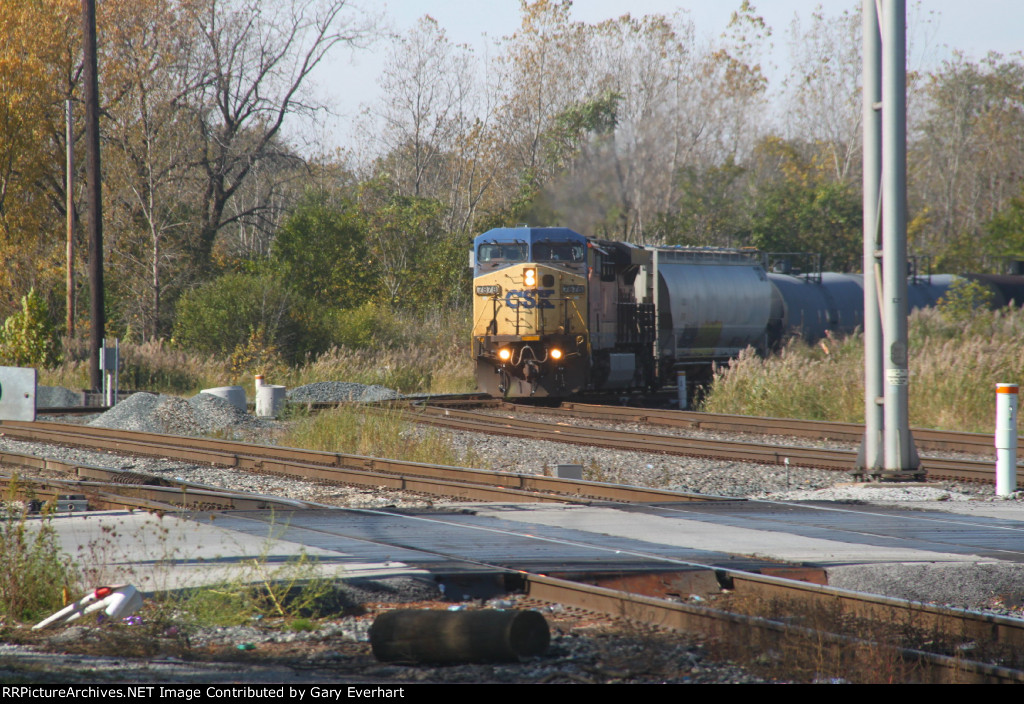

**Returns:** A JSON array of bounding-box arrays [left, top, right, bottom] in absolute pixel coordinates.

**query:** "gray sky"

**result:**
[[309, 0, 1022, 151]]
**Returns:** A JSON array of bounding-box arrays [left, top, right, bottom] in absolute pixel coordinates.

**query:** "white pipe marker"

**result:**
[[996, 383, 1018, 497]]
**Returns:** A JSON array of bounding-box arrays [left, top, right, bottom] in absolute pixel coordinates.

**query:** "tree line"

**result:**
[[1, 0, 1022, 365]]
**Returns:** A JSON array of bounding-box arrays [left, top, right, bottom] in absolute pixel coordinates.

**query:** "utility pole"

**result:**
[[82, 0, 104, 392], [66, 99, 75, 338]]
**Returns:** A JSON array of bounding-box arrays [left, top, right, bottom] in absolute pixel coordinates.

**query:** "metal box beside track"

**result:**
[[0, 366, 36, 421]]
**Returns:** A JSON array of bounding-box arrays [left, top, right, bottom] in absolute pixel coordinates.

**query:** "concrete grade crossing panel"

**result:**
[[0, 366, 37, 421]]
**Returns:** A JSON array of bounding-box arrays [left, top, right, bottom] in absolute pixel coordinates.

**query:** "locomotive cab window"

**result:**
[[478, 243, 528, 262], [534, 241, 584, 262]]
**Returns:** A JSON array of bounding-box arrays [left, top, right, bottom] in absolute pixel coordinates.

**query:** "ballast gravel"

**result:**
[[288, 382, 402, 404]]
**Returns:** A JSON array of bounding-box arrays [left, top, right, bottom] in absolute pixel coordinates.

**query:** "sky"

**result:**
[[309, 0, 1023, 151]]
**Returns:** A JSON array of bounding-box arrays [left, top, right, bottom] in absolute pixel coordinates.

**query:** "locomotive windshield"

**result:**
[[478, 243, 528, 262], [533, 241, 585, 262]]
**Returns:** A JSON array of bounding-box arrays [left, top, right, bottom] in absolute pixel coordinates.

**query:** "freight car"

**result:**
[[470, 226, 999, 398]]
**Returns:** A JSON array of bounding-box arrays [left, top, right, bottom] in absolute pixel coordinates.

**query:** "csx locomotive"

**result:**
[[471, 226, 1015, 398]]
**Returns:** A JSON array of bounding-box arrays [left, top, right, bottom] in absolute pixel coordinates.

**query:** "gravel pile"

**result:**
[[87, 391, 268, 438], [37, 385, 83, 407], [289, 381, 402, 403]]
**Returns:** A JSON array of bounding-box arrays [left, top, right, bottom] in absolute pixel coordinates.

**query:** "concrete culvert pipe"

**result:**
[[199, 386, 246, 413], [369, 609, 550, 663], [255, 384, 286, 418]]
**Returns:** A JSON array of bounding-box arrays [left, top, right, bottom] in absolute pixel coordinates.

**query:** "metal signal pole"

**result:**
[[860, 0, 883, 475], [860, 0, 920, 478]]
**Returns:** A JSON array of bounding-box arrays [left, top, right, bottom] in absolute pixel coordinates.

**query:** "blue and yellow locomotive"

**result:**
[[471, 227, 657, 397]]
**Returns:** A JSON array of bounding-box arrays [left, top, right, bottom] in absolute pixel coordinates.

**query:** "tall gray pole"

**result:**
[[860, 0, 883, 474], [881, 0, 919, 473]]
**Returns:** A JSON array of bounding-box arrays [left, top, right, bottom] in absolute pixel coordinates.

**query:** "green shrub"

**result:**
[[0, 288, 61, 367], [173, 272, 321, 363], [326, 302, 402, 349], [272, 193, 378, 308], [937, 277, 995, 325]]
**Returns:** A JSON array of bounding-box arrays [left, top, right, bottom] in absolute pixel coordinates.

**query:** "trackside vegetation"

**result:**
[[702, 304, 1024, 434]]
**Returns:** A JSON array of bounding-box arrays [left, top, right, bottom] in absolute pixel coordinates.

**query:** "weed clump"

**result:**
[[280, 405, 484, 467], [0, 489, 79, 623]]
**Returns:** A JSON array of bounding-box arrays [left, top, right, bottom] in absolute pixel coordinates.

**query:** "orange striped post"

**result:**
[[996, 383, 1018, 496]]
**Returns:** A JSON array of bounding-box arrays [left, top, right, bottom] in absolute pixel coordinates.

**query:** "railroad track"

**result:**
[[4, 418, 1023, 682], [522, 573, 1024, 683], [503, 401, 1000, 457], [399, 405, 1003, 485], [0, 420, 729, 506]]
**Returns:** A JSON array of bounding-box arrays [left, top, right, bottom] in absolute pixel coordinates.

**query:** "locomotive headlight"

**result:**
[[523, 267, 537, 288], [549, 348, 563, 360], [498, 348, 512, 361]]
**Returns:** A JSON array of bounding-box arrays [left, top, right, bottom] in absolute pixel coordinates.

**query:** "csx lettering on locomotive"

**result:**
[[504, 289, 555, 309]]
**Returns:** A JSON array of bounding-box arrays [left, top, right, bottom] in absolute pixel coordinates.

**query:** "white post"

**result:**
[[996, 383, 1018, 497]]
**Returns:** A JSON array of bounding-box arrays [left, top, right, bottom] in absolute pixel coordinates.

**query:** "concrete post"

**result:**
[[676, 370, 687, 410]]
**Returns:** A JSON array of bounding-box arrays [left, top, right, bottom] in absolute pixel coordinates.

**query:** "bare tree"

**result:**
[[365, 16, 476, 201], [783, 5, 863, 183], [103, 0, 203, 340], [181, 0, 376, 269]]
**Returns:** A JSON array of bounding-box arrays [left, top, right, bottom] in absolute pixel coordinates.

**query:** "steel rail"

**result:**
[[522, 574, 1024, 684], [0, 421, 729, 504], [403, 405, 1001, 484], [0, 473, 311, 512], [508, 401, 1000, 456], [0, 449, 321, 511]]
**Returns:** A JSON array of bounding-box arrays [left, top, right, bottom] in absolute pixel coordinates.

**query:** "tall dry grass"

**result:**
[[703, 306, 1024, 433], [39, 307, 475, 396]]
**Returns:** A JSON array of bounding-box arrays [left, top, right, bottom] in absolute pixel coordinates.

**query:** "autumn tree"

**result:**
[[179, 0, 376, 271], [910, 53, 1024, 270], [0, 0, 81, 317], [745, 136, 862, 270], [101, 0, 206, 340], [487, 0, 595, 217], [783, 4, 863, 183]]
